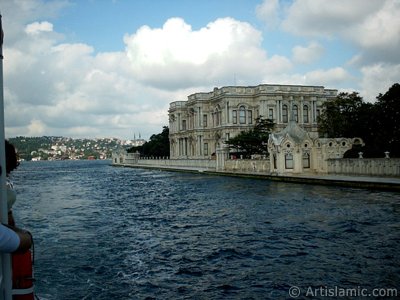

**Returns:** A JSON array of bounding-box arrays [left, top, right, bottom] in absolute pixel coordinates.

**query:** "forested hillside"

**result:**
[[8, 136, 125, 161]]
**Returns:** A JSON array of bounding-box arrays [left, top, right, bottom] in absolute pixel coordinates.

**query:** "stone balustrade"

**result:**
[[224, 159, 270, 174], [327, 158, 400, 177], [113, 151, 400, 178]]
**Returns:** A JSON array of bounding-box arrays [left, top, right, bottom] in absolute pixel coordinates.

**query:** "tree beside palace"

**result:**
[[224, 116, 274, 158], [318, 83, 400, 157]]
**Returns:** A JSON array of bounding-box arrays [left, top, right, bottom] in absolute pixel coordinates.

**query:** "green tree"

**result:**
[[318, 92, 365, 138], [128, 126, 170, 157], [375, 83, 400, 157], [225, 116, 274, 158], [318, 84, 400, 157]]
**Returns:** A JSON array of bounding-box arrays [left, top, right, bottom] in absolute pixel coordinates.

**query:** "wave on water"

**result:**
[[11, 160, 400, 299]]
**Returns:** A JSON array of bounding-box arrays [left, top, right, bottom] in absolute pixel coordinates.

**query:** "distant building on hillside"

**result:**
[[125, 133, 146, 147], [168, 84, 337, 159]]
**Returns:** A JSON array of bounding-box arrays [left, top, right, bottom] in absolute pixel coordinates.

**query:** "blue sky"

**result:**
[[55, 0, 262, 51], [1, 0, 399, 140]]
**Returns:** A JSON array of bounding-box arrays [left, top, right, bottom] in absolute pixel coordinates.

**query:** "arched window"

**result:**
[[239, 106, 246, 124], [282, 105, 288, 123], [293, 105, 298, 122], [302, 152, 310, 168], [285, 153, 294, 169], [214, 108, 220, 126], [213, 105, 222, 126], [303, 105, 309, 123]]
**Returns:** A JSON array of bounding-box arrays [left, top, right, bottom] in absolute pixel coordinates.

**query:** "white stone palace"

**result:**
[[113, 83, 400, 180], [168, 84, 338, 159]]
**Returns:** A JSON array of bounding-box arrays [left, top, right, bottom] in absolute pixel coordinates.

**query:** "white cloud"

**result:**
[[345, 0, 400, 64], [256, 0, 280, 29], [281, 0, 384, 38], [279, 0, 400, 65], [4, 0, 397, 140], [359, 63, 400, 102], [349, 0, 400, 48], [259, 67, 354, 91], [304, 67, 353, 87], [124, 17, 286, 90], [292, 42, 325, 64], [25, 21, 53, 35], [2, 0, 170, 139], [257, 0, 400, 101], [3, 24, 167, 139]]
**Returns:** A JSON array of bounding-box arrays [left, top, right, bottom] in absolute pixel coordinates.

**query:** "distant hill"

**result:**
[[8, 136, 127, 161]]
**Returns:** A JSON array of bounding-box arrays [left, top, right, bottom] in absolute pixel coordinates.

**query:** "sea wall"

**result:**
[[327, 158, 400, 177], [137, 158, 216, 169], [111, 152, 217, 170], [224, 159, 270, 174], [112, 152, 400, 178]]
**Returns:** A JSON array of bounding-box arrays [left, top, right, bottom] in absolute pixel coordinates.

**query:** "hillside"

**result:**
[[8, 136, 128, 161]]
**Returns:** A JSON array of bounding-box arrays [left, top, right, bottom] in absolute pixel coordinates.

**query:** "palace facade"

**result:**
[[168, 84, 338, 159]]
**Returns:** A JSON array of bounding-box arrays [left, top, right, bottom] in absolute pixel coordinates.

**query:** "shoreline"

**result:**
[[112, 163, 400, 192]]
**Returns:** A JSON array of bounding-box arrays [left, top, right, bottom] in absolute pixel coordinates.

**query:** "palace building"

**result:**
[[168, 84, 338, 159]]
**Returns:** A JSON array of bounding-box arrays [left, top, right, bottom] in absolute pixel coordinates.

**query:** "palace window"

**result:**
[[198, 107, 201, 127], [203, 114, 207, 127], [303, 105, 309, 123], [285, 153, 294, 169], [199, 136, 203, 155], [248, 110, 253, 124], [293, 105, 298, 122], [302, 153, 310, 168], [203, 143, 208, 156], [182, 120, 187, 131], [226, 102, 230, 123], [232, 110, 237, 124], [282, 105, 288, 123], [269, 108, 274, 121], [214, 107, 222, 126], [239, 106, 246, 124]]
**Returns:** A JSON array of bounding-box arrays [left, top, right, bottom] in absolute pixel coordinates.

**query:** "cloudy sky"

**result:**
[[1, 0, 399, 140]]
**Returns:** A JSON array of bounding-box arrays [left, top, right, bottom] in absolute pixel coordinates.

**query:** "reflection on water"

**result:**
[[11, 160, 400, 299]]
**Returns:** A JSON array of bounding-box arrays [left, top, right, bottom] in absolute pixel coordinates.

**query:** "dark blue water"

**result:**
[[10, 160, 400, 299]]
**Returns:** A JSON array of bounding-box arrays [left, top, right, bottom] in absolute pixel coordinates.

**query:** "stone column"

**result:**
[[216, 146, 229, 171], [133, 151, 140, 164]]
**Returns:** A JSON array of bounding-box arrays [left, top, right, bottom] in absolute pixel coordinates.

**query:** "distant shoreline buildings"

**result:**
[[10, 136, 140, 161], [125, 133, 146, 147]]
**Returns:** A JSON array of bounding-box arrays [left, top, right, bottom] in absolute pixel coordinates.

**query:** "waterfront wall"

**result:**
[[113, 152, 400, 178], [137, 158, 216, 170], [224, 159, 270, 174], [112, 152, 216, 170], [327, 158, 400, 177]]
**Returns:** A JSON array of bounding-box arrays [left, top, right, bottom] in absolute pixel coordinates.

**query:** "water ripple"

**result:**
[[10, 160, 400, 299]]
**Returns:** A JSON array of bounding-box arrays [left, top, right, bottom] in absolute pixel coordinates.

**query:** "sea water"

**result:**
[[10, 160, 400, 299]]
